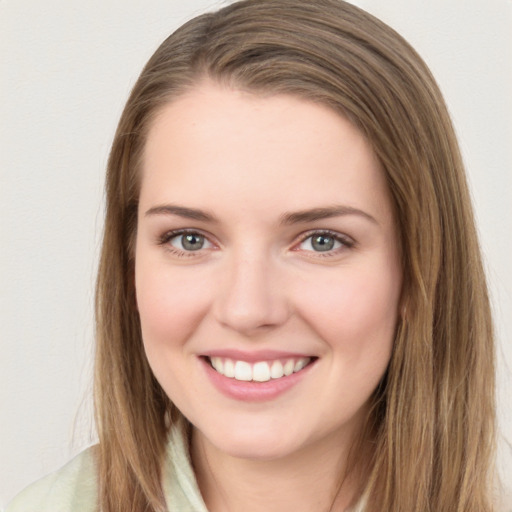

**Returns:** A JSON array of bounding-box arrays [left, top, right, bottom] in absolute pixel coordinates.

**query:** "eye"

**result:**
[[168, 231, 213, 252], [297, 231, 353, 253]]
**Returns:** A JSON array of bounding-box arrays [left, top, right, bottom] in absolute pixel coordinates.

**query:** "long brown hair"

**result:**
[[94, 1, 496, 510]]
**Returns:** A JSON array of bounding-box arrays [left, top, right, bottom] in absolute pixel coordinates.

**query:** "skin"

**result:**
[[135, 82, 402, 511]]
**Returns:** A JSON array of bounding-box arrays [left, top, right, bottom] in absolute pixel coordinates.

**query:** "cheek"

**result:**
[[135, 263, 212, 348], [296, 261, 401, 357]]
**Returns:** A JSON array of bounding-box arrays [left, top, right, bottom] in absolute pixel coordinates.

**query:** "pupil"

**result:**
[[182, 234, 204, 251], [312, 235, 334, 252]]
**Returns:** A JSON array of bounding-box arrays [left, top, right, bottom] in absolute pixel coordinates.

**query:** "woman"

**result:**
[[7, 0, 496, 511]]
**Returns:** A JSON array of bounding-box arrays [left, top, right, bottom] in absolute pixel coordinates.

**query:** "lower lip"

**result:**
[[201, 358, 315, 402]]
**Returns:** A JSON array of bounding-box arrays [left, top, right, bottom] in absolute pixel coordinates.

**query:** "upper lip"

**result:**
[[200, 349, 315, 363]]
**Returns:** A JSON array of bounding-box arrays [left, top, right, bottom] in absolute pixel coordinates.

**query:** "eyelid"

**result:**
[[158, 228, 218, 255], [157, 228, 355, 257], [293, 229, 355, 253], [170, 232, 213, 250]]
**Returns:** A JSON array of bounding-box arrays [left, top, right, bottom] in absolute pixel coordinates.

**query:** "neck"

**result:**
[[191, 425, 367, 512]]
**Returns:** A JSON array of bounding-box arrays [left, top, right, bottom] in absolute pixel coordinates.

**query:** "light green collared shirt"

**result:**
[[6, 425, 366, 512]]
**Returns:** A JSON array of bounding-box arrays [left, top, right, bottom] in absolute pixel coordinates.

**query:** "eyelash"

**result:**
[[295, 229, 355, 257], [158, 229, 355, 258], [158, 229, 213, 258]]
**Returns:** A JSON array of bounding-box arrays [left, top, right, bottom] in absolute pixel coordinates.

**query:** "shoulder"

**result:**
[[5, 446, 98, 512]]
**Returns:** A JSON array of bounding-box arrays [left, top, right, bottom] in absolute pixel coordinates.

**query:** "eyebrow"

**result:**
[[145, 203, 377, 225], [280, 205, 378, 225], [145, 205, 216, 222]]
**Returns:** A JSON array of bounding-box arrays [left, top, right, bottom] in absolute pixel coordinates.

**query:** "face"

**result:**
[[135, 82, 402, 461]]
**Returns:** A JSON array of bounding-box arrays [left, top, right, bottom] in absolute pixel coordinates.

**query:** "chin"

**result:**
[[217, 437, 297, 461], [197, 418, 307, 461]]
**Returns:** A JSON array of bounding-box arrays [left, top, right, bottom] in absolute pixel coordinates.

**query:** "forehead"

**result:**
[[140, 83, 392, 224]]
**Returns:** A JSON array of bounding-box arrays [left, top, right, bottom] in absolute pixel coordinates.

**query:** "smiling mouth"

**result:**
[[205, 356, 315, 383]]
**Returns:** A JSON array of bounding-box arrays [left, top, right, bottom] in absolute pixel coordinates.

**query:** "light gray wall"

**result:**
[[1, 0, 511, 506]]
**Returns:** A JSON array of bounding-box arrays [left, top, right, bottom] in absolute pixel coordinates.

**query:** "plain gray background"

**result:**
[[1, 0, 511, 507]]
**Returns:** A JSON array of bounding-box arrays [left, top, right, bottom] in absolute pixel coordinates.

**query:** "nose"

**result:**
[[213, 249, 290, 335]]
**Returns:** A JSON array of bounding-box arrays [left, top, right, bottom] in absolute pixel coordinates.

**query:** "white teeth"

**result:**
[[211, 357, 223, 373], [209, 356, 311, 382], [294, 359, 306, 372], [270, 360, 284, 379], [252, 362, 271, 382], [234, 361, 252, 381], [283, 359, 295, 376], [224, 358, 235, 378]]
